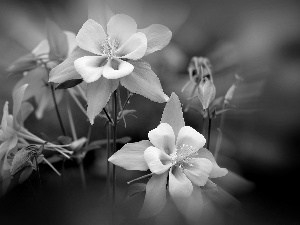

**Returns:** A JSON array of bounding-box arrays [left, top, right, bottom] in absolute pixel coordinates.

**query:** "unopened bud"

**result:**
[[198, 76, 216, 110], [224, 74, 243, 104], [7, 54, 37, 76]]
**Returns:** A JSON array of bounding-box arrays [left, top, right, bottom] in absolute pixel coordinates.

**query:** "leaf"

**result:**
[[57, 136, 72, 145], [7, 53, 37, 76], [55, 79, 83, 90], [46, 19, 68, 61], [127, 183, 146, 198], [83, 137, 131, 153], [19, 167, 33, 183]]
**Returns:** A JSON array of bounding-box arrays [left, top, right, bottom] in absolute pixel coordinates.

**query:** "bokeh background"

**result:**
[[1, 0, 300, 224]]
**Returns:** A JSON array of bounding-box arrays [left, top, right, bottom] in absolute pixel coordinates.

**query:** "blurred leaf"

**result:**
[[46, 19, 68, 61], [84, 137, 131, 153], [57, 136, 72, 145], [127, 183, 146, 198], [19, 167, 33, 184], [55, 79, 83, 90], [7, 53, 37, 76]]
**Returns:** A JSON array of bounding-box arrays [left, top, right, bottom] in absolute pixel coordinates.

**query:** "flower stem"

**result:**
[[112, 89, 118, 204], [50, 84, 67, 136], [214, 103, 227, 160], [206, 108, 212, 150], [79, 159, 87, 191], [34, 155, 42, 193]]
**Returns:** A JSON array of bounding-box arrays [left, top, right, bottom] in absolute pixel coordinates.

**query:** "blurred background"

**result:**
[[1, 0, 300, 224]]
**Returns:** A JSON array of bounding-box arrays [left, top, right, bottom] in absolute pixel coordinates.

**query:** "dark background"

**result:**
[[0, 0, 300, 224]]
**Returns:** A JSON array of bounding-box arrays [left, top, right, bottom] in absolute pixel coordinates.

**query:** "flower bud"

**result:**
[[197, 76, 216, 110], [7, 54, 37, 76], [224, 74, 243, 105], [188, 57, 212, 85]]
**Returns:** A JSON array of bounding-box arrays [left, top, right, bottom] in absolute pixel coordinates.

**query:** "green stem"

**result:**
[[34, 155, 42, 193], [214, 103, 227, 160], [106, 123, 111, 200], [79, 159, 87, 191], [206, 108, 212, 150], [50, 84, 67, 136], [112, 89, 118, 204]]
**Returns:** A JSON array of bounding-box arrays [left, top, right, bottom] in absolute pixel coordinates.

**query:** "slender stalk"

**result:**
[[112, 89, 118, 204], [66, 95, 77, 140], [206, 108, 212, 150], [79, 160, 87, 191], [214, 103, 227, 160], [50, 84, 67, 136], [106, 123, 112, 200], [34, 156, 42, 193]]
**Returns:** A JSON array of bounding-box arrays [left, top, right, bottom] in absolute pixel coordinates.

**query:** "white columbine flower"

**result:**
[[108, 93, 228, 220]]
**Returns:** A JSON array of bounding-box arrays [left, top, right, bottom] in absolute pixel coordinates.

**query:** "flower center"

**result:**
[[101, 36, 120, 59], [170, 144, 198, 168]]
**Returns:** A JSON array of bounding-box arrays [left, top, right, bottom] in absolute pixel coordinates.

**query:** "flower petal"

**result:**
[[196, 148, 228, 178], [17, 102, 34, 126], [108, 140, 152, 171], [102, 58, 134, 79], [160, 93, 185, 139], [139, 24, 172, 56], [117, 32, 147, 60], [86, 77, 119, 124], [176, 126, 206, 150], [172, 185, 204, 222], [148, 123, 175, 154], [46, 19, 68, 60], [74, 56, 107, 83], [76, 19, 106, 55], [139, 172, 168, 218], [32, 39, 49, 56], [107, 14, 137, 45], [88, 1, 114, 30], [169, 167, 193, 198], [1, 102, 9, 131], [144, 146, 171, 174], [184, 158, 212, 186], [120, 61, 169, 103], [49, 47, 89, 83], [64, 31, 77, 56], [12, 84, 28, 129]]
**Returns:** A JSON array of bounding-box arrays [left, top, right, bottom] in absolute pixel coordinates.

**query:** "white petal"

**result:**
[[144, 146, 171, 174], [176, 126, 206, 150], [88, 1, 114, 30], [32, 39, 50, 56], [74, 56, 107, 83], [148, 123, 175, 154], [12, 84, 28, 129], [169, 167, 193, 198], [86, 77, 119, 124], [160, 93, 185, 139], [196, 148, 228, 178], [76, 19, 106, 55], [108, 140, 152, 171], [117, 32, 147, 60], [102, 58, 134, 79], [139, 172, 168, 218], [139, 24, 172, 56], [120, 61, 169, 103], [49, 47, 89, 83], [184, 158, 212, 186], [107, 14, 137, 45], [64, 31, 77, 56], [173, 185, 204, 222]]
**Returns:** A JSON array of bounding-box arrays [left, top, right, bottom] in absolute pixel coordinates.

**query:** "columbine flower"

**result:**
[[49, 10, 172, 124], [182, 57, 215, 111], [108, 93, 227, 220], [11, 20, 77, 119]]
